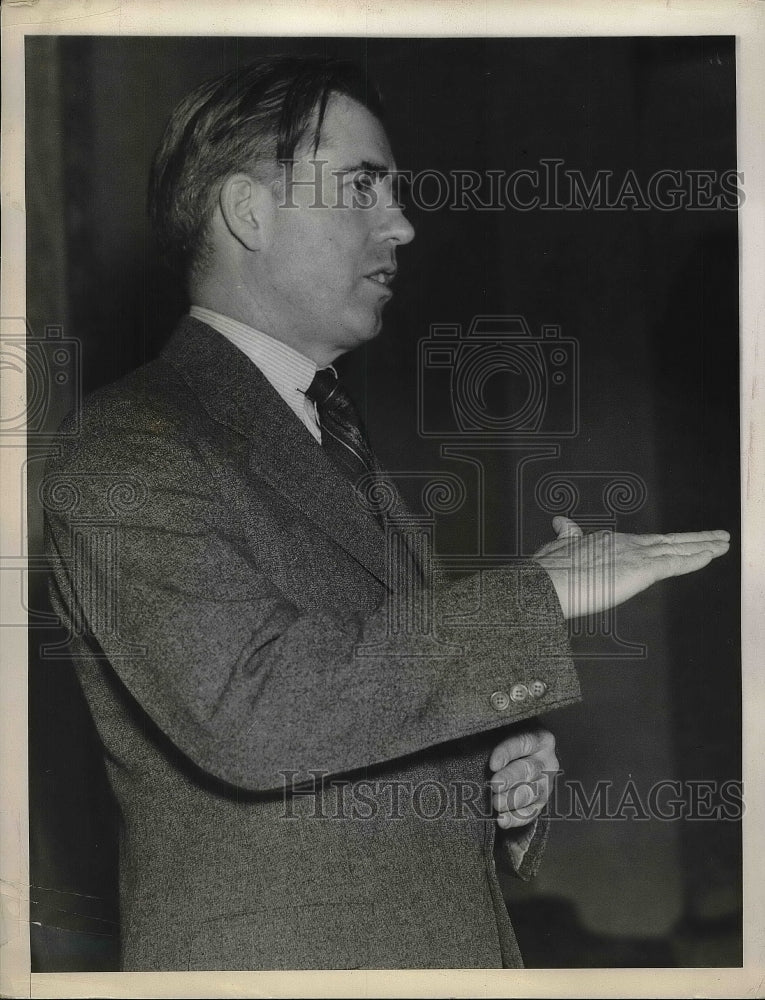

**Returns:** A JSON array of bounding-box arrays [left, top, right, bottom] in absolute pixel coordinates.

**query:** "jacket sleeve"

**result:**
[[44, 421, 580, 793]]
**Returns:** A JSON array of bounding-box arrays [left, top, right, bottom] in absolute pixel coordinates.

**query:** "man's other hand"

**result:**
[[533, 516, 730, 621], [489, 726, 558, 830]]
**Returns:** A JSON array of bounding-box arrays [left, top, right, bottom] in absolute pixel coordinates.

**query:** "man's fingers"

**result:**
[[632, 530, 730, 546], [653, 548, 722, 578], [489, 728, 553, 772], [492, 779, 542, 814], [490, 754, 543, 791], [642, 539, 729, 559], [496, 803, 543, 829], [642, 544, 729, 576], [490, 727, 558, 827], [489, 730, 534, 772]]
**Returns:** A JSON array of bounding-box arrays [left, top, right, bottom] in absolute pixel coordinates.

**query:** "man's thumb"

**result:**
[[552, 515, 584, 539]]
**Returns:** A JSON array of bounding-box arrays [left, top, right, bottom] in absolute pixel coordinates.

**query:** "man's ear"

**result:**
[[218, 173, 271, 252]]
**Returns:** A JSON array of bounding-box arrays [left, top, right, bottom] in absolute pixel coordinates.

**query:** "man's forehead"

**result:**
[[304, 94, 395, 170]]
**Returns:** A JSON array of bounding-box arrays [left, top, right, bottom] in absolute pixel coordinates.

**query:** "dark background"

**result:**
[[26, 35, 741, 970]]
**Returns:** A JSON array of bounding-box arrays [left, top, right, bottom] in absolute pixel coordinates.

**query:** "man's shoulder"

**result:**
[[64, 354, 192, 432], [49, 352, 209, 479]]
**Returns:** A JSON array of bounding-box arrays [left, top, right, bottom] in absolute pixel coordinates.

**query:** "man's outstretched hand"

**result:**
[[534, 516, 730, 620]]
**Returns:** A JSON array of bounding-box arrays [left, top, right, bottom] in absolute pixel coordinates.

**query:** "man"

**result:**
[[44, 56, 729, 970]]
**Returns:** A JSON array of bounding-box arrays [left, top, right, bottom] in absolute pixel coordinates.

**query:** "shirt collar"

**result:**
[[189, 305, 321, 400]]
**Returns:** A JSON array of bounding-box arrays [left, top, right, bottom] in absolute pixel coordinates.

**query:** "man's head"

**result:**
[[149, 56, 415, 364]]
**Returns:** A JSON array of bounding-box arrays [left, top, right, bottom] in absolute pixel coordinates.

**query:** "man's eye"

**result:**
[[352, 172, 375, 191]]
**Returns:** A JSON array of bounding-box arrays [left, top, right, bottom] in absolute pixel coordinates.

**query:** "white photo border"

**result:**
[[1, 1, 763, 997]]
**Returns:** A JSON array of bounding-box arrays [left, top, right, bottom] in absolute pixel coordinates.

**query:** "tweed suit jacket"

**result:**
[[44, 316, 581, 971]]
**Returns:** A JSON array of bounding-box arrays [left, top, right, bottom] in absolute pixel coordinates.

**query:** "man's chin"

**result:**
[[338, 315, 385, 353]]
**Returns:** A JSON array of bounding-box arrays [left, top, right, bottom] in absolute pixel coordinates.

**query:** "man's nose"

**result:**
[[375, 180, 415, 245], [388, 207, 415, 246]]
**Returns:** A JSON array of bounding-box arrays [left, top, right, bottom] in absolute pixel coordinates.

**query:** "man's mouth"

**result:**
[[364, 268, 396, 288]]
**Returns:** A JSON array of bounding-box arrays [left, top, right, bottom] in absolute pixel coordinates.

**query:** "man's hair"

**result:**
[[148, 55, 384, 280]]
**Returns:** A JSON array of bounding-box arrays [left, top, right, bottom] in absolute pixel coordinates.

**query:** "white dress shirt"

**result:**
[[189, 305, 325, 443]]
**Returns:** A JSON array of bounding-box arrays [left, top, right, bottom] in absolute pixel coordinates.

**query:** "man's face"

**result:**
[[255, 94, 415, 365]]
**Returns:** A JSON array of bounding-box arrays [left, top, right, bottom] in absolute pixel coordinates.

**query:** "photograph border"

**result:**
[[1, 1, 763, 997]]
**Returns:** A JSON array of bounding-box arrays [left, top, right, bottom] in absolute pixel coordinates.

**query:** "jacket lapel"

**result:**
[[161, 316, 391, 587]]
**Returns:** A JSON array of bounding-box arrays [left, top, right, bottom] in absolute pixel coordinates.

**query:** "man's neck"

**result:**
[[191, 284, 340, 368]]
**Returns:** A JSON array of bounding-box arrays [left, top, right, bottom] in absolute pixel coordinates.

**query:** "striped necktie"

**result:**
[[305, 368, 378, 486]]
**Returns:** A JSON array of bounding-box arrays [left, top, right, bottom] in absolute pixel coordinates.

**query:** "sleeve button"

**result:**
[[490, 690, 510, 712], [510, 683, 529, 702], [529, 679, 548, 698]]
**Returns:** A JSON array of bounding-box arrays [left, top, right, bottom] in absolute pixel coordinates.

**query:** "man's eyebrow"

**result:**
[[334, 160, 394, 177]]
